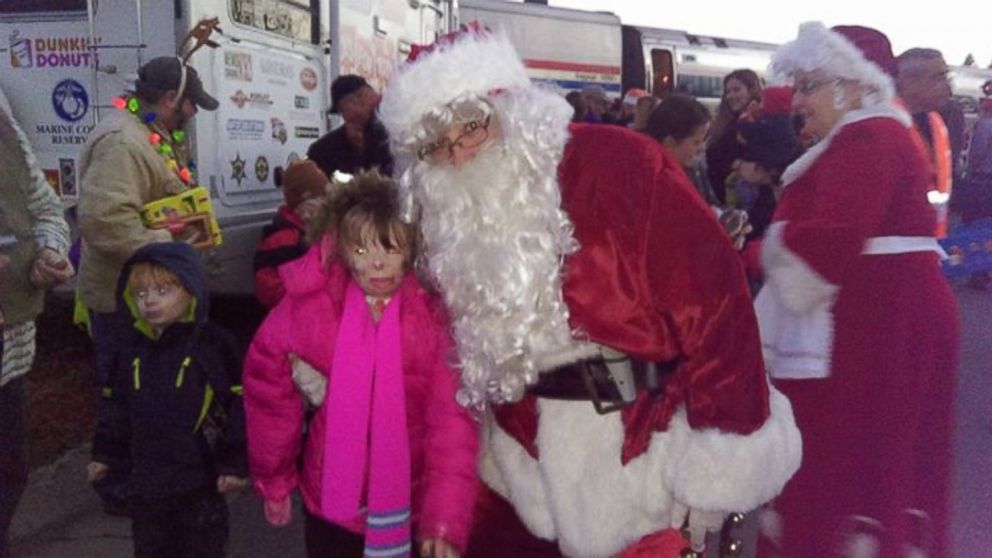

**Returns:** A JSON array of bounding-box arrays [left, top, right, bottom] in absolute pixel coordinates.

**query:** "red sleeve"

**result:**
[[255, 267, 286, 309], [254, 227, 305, 309], [559, 126, 769, 462]]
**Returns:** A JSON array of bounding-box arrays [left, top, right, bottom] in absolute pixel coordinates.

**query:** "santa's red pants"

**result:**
[[465, 483, 690, 558]]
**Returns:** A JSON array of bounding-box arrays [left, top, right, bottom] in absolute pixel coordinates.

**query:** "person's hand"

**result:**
[[264, 496, 292, 527], [87, 461, 109, 483], [174, 223, 208, 246], [0, 254, 10, 271], [719, 208, 753, 251], [217, 475, 248, 494], [29, 248, 74, 288], [420, 538, 460, 558], [291, 354, 327, 408], [670, 502, 727, 552]]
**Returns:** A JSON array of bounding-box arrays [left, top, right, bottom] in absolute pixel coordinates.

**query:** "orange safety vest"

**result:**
[[895, 98, 952, 237], [908, 112, 952, 237]]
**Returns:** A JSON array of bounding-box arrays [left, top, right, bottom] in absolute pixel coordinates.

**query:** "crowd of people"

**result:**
[[0, 16, 984, 558]]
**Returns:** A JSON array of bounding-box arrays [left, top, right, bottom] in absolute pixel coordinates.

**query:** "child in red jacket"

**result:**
[[243, 171, 478, 558], [253, 159, 329, 309]]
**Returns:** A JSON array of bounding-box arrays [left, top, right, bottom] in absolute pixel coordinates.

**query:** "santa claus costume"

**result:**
[[378, 26, 802, 558], [754, 23, 959, 557]]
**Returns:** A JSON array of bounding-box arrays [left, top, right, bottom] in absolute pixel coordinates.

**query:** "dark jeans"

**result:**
[[0, 376, 27, 558], [131, 489, 229, 558], [88, 310, 131, 507], [303, 508, 364, 558]]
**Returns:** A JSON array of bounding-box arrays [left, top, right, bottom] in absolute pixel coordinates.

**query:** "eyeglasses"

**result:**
[[792, 78, 842, 96], [417, 115, 492, 163]]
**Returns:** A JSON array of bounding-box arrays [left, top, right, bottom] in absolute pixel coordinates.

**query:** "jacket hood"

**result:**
[[117, 242, 209, 336]]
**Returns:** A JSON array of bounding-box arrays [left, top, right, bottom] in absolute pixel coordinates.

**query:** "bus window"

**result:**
[[229, 0, 316, 44], [651, 49, 674, 95], [676, 74, 724, 99]]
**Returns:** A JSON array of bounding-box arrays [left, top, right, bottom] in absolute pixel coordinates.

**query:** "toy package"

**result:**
[[140, 186, 222, 250]]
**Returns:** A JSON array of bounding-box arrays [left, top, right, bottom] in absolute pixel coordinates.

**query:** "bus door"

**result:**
[[650, 47, 675, 97]]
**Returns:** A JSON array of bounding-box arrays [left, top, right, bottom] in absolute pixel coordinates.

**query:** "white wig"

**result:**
[[771, 21, 895, 108], [378, 25, 594, 408]]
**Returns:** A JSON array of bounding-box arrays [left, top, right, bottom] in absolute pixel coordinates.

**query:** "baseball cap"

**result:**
[[136, 56, 219, 111], [622, 88, 648, 106], [330, 75, 370, 113]]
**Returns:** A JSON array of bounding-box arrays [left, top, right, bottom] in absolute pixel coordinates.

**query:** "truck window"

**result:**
[[1, 0, 87, 14], [229, 0, 316, 44], [651, 49, 674, 95]]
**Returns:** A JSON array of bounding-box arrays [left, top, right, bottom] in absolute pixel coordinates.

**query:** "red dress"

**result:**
[[468, 124, 802, 558], [756, 108, 959, 557]]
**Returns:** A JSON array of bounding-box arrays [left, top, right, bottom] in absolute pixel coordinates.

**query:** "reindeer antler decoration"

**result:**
[[178, 17, 222, 63]]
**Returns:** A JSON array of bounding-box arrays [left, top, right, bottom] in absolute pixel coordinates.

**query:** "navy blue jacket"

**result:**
[[93, 242, 247, 500]]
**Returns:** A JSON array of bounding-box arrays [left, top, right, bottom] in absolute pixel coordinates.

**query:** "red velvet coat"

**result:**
[[472, 124, 801, 558], [756, 108, 959, 558]]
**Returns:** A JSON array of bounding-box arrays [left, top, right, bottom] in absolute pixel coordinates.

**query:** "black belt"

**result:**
[[528, 356, 676, 414]]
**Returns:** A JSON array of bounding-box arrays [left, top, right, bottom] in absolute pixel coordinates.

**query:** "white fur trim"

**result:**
[[480, 392, 801, 558], [781, 102, 910, 187], [760, 221, 838, 314], [771, 22, 895, 108], [379, 29, 531, 142], [479, 415, 558, 541], [531, 342, 601, 374], [665, 387, 802, 512]]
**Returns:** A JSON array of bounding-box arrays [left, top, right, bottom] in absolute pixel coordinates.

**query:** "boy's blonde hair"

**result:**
[[126, 262, 187, 294]]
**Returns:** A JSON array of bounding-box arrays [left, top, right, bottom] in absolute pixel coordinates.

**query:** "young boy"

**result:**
[[87, 241, 247, 558], [254, 159, 329, 309]]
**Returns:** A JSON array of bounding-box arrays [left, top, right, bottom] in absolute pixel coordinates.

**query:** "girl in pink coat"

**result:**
[[243, 171, 478, 558]]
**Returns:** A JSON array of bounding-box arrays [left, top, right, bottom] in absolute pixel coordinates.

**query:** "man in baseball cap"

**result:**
[[307, 74, 393, 178], [136, 56, 219, 111]]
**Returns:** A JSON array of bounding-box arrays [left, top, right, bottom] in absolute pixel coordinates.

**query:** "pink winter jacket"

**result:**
[[243, 245, 479, 551]]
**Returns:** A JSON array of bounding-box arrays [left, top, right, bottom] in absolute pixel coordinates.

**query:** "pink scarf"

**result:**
[[322, 280, 411, 558]]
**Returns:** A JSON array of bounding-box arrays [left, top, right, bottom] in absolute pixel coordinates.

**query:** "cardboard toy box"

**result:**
[[140, 186, 222, 250]]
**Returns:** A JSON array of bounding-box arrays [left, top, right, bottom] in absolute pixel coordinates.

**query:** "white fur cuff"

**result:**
[[666, 387, 803, 513], [761, 221, 838, 314]]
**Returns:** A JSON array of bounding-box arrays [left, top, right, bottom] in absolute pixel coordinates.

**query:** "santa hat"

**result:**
[[830, 25, 898, 78], [378, 23, 531, 143], [281, 160, 327, 209], [623, 88, 648, 106], [771, 22, 895, 106], [760, 86, 793, 116]]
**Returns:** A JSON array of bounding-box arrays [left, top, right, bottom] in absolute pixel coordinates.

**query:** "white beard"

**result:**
[[402, 89, 595, 408]]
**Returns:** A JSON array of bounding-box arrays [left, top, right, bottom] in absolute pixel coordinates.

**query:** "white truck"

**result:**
[[0, 0, 455, 294]]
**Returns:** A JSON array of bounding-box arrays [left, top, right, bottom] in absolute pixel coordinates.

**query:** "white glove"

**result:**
[[670, 502, 727, 551], [290, 354, 327, 408]]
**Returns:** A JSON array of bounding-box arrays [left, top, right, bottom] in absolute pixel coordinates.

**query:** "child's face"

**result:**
[[134, 282, 192, 331], [738, 160, 774, 185], [294, 195, 322, 223], [344, 225, 409, 299]]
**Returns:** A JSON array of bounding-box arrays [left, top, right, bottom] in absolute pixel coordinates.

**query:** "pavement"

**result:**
[[9, 283, 992, 557], [9, 444, 303, 558]]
